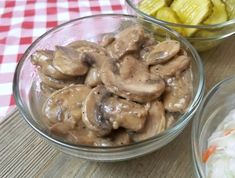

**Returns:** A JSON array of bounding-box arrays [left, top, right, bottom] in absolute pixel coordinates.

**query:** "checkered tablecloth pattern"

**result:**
[[0, 0, 127, 121]]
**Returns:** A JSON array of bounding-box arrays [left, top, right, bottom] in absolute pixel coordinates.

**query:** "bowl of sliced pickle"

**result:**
[[126, 0, 235, 51], [13, 14, 204, 161]]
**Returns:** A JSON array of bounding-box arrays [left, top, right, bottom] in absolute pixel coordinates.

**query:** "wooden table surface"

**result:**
[[1, 36, 235, 178]]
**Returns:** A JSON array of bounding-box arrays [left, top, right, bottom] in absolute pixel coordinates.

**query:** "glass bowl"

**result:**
[[126, 0, 235, 52], [13, 14, 205, 161], [192, 75, 235, 177]]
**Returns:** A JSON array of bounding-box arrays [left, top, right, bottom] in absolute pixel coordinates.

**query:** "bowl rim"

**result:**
[[191, 74, 235, 178], [126, 0, 235, 29], [13, 13, 205, 152]]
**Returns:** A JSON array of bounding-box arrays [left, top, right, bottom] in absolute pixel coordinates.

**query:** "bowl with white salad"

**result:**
[[192, 75, 235, 178]]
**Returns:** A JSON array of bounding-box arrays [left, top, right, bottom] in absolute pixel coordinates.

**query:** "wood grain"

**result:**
[[1, 36, 235, 178]]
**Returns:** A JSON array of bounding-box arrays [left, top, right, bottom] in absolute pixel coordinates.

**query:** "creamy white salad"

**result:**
[[205, 109, 235, 178]]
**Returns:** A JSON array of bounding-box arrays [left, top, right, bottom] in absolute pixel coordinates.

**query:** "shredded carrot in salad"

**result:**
[[202, 144, 217, 163], [205, 109, 235, 177], [224, 128, 235, 136]]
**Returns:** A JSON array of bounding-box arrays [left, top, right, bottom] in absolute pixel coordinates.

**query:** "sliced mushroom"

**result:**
[[66, 125, 97, 145], [67, 40, 107, 55], [140, 45, 155, 60], [33, 26, 195, 147], [178, 49, 188, 56], [53, 46, 89, 76], [139, 35, 158, 60], [38, 70, 83, 89], [31, 50, 73, 80], [42, 85, 91, 129], [163, 69, 193, 113], [82, 51, 109, 88], [110, 129, 131, 146], [165, 112, 176, 129], [103, 97, 148, 131], [31, 50, 53, 66], [100, 55, 165, 103], [82, 85, 113, 136], [106, 26, 146, 59], [84, 52, 109, 68], [132, 101, 166, 142], [84, 68, 102, 87], [49, 123, 72, 136], [144, 40, 180, 65], [94, 129, 131, 146], [100, 34, 115, 48], [67, 126, 131, 146], [150, 55, 190, 79], [49, 116, 97, 146], [119, 55, 148, 80], [40, 82, 56, 96], [142, 34, 157, 48], [82, 85, 148, 136]]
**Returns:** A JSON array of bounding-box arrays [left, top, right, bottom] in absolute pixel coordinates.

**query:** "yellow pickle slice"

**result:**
[[204, 0, 228, 24], [139, 0, 171, 16], [155, 7, 185, 35], [171, 0, 212, 36]]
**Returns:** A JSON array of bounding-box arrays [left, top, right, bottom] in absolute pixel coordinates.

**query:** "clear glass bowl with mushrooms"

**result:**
[[13, 14, 204, 161]]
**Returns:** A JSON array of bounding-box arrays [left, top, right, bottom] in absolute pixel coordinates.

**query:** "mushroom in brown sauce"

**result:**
[[94, 129, 131, 146], [38, 70, 83, 89], [132, 101, 166, 142], [100, 55, 166, 103], [144, 40, 181, 65], [163, 69, 193, 113], [67, 40, 107, 55], [40, 82, 56, 96], [82, 85, 148, 136], [30, 25, 193, 147], [53, 46, 89, 76], [82, 85, 113, 136], [106, 26, 147, 59], [84, 67, 102, 87], [103, 96, 148, 131], [100, 34, 115, 48], [31, 50, 73, 80], [150, 55, 190, 79], [42, 85, 91, 133]]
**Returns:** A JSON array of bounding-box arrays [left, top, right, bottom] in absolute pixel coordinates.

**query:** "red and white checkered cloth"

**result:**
[[0, 0, 127, 121]]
